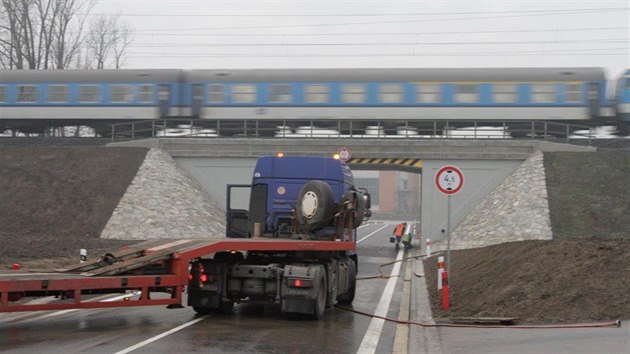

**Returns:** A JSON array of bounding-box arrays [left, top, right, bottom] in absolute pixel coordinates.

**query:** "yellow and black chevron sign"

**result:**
[[346, 157, 423, 169]]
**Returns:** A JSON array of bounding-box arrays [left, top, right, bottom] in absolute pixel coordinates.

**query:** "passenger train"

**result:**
[[1, 67, 629, 135]]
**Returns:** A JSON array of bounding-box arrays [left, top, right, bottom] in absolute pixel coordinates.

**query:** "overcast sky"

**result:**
[[92, 0, 629, 77]]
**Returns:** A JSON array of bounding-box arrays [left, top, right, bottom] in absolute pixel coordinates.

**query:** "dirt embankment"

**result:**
[[0, 147, 147, 267], [424, 239, 630, 323], [423, 151, 630, 323]]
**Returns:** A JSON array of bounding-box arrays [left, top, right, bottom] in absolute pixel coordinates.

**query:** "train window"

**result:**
[[415, 84, 440, 103], [565, 84, 581, 103], [379, 84, 403, 103], [79, 85, 101, 103], [0, 86, 7, 103], [455, 84, 478, 103], [305, 84, 329, 103], [17, 86, 38, 103], [269, 84, 292, 103], [493, 84, 517, 103], [232, 84, 256, 103], [531, 84, 556, 103], [137, 85, 153, 103], [209, 84, 224, 103], [110, 85, 134, 103], [625, 78, 630, 90], [342, 84, 365, 103], [47, 85, 69, 103]]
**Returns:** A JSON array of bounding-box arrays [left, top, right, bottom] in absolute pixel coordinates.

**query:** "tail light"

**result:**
[[189, 263, 206, 288], [287, 278, 313, 288]]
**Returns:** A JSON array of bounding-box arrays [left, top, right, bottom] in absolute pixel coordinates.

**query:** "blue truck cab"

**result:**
[[226, 156, 370, 239]]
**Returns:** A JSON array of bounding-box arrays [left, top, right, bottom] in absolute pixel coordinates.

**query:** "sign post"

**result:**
[[435, 165, 464, 274]]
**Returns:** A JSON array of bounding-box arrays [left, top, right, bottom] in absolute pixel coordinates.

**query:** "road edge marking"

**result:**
[[356, 247, 404, 354], [393, 254, 412, 354]]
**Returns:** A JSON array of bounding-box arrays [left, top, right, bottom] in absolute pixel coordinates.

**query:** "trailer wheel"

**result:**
[[193, 306, 211, 315], [296, 180, 334, 231], [311, 266, 328, 320], [220, 300, 234, 314], [337, 259, 356, 305], [326, 267, 338, 308]]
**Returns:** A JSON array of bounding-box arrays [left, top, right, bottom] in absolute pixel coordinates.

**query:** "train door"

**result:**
[[587, 82, 601, 118], [191, 84, 204, 118], [158, 84, 171, 117]]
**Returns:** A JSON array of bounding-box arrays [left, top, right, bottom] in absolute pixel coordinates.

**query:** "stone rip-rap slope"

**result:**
[[100, 149, 226, 240], [448, 151, 552, 250]]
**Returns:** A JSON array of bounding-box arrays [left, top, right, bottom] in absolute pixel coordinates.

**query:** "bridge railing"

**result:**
[[108, 119, 594, 145]]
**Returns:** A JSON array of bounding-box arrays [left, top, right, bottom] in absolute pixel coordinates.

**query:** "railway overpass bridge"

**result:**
[[110, 138, 594, 242]]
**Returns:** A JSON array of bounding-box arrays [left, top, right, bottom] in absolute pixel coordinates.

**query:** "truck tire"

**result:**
[[337, 259, 356, 304], [296, 180, 334, 231], [193, 306, 212, 315], [311, 266, 328, 320], [325, 266, 338, 308], [341, 191, 365, 229]]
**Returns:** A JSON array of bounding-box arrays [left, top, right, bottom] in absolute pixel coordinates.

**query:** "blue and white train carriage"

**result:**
[[186, 67, 608, 121], [614, 69, 630, 122], [0, 69, 183, 121], [0, 67, 623, 134]]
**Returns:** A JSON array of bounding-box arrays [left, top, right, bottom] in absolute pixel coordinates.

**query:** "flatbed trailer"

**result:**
[[1, 155, 368, 319], [0, 238, 356, 315]]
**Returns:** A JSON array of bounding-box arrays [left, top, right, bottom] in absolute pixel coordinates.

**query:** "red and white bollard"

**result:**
[[426, 238, 431, 257], [437, 256, 444, 290], [11, 263, 20, 271], [441, 270, 450, 310]]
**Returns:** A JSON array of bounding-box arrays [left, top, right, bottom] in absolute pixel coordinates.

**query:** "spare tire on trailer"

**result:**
[[295, 180, 334, 231]]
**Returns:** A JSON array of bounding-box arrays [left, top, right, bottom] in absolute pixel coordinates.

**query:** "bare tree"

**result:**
[[84, 14, 133, 69], [111, 20, 132, 69], [0, 0, 97, 69]]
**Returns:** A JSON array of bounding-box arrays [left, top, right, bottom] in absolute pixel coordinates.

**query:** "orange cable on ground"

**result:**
[[335, 305, 621, 329]]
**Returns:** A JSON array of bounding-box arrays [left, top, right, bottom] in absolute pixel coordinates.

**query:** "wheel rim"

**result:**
[[301, 191, 319, 219]]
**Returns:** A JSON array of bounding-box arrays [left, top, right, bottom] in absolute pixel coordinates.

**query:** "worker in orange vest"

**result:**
[[391, 222, 407, 249]]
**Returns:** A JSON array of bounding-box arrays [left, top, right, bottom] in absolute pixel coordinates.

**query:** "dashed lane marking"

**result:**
[[115, 316, 208, 354]]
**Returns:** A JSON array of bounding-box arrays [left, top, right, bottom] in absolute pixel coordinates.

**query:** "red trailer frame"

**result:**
[[0, 238, 355, 313]]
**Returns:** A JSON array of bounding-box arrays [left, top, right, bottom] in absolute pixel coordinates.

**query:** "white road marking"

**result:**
[[114, 316, 207, 354], [357, 224, 391, 244], [357, 247, 404, 354]]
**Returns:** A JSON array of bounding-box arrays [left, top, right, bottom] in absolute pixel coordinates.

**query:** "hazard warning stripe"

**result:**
[[347, 158, 423, 168]]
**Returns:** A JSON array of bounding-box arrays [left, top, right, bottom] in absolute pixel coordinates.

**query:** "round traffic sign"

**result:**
[[338, 147, 352, 162], [435, 165, 464, 195]]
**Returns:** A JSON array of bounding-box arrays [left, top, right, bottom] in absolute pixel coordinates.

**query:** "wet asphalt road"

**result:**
[[0, 221, 405, 354]]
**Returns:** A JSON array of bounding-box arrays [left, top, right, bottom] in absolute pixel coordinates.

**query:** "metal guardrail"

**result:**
[[108, 119, 594, 145]]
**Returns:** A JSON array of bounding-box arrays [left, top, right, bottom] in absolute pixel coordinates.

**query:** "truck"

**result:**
[[0, 155, 370, 320]]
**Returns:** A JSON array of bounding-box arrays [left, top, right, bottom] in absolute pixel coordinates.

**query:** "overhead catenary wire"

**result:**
[[125, 51, 629, 59], [130, 8, 625, 32], [83, 7, 627, 18], [127, 38, 629, 47], [128, 26, 629, 37]]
